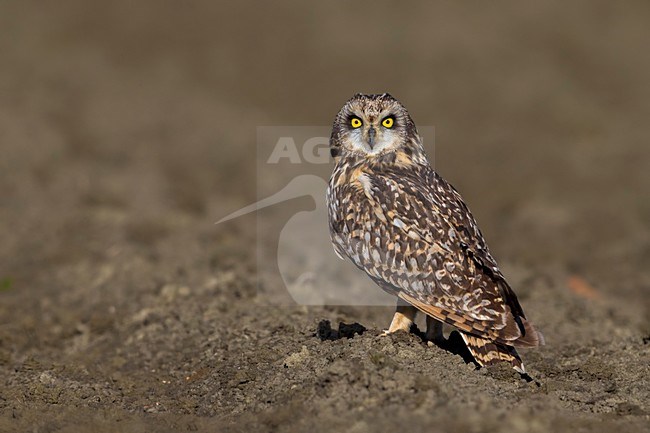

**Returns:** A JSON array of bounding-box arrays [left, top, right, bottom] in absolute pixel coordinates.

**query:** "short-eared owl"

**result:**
[[326, 93, 544, 373]]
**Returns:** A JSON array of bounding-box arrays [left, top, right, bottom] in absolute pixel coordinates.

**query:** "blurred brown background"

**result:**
[[0, 1, 649, 432]]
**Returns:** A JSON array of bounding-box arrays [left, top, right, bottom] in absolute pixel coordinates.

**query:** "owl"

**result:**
[[326, 93, 544, 374]]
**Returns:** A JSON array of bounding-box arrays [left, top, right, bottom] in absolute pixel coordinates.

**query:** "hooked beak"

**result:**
[[367, 126, 376, 148]]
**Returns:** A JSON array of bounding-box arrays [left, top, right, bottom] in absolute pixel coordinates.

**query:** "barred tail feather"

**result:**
[[460, 332, 526, 374], [502, 307, 546, 348]]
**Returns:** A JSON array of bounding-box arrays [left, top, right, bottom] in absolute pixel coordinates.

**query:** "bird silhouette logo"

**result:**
[[216, 173, 393, 306], [217, 125, 433, 306]]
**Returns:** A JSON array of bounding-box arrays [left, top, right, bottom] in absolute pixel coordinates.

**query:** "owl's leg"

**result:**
[[382, 299, 417, 335], [425, 315, 445, 343]]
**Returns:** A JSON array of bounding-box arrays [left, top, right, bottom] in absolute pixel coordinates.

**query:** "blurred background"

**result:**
[[0, 1, 648, 431]]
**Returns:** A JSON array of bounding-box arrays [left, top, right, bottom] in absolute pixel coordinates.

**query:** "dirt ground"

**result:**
[[1, 2, 649, 432]]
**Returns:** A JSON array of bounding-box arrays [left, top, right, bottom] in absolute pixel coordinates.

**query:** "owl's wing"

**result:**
[[336, 166, 542, 347], [424, 170, 529, 322]]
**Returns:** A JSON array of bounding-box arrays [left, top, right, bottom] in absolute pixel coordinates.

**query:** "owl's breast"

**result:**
[[326, 162, 466, 295], [328, 165, 376, 258], [327, 167, 400, 284]]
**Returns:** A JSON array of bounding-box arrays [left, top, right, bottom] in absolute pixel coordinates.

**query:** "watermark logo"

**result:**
[[266, 136, 330, 164], [217, 126, 434, 306]]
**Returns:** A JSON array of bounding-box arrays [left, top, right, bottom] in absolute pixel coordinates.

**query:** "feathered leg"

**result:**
[[425, 316, 444, 343], [382, 299, 417, 335]]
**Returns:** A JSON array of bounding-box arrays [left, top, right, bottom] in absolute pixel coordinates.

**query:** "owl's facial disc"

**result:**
[[344, 112, 401, 156]]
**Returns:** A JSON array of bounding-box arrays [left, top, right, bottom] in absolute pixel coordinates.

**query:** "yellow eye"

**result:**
[[350, 117, 362, 128], [382, 117, 394, 128]]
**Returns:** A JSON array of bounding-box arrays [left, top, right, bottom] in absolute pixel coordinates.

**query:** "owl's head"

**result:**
[[330, 93, 423, 161]]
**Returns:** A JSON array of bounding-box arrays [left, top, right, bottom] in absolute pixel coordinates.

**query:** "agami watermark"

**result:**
[[217, 126, 435, 306]]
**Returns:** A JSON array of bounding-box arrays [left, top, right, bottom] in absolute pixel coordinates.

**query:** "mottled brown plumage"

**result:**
[[327, 93, 543, 373]]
